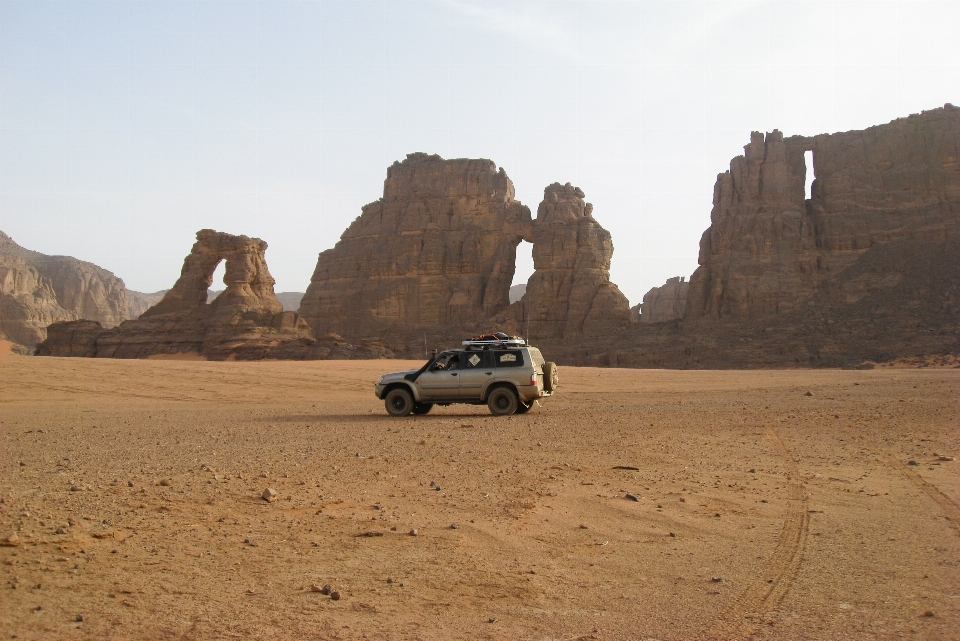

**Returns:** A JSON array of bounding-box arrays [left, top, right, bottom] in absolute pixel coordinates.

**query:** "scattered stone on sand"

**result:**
[[804, 391, 813, 396], [625, 493, 639, 501], [450, 524, 459, 530], [55, 526, 66, 535], [310, 584, 325, 592], [923, 610, 935, 617], [354, 531, 384, 537], [262, 488, 277, 502], [75, 614, 83, 622], [409, 529, 418, 536], [159, 479, 172, 487], [386, 577, 394, 584], [70, 485, 81, 492], [2, 533, 20, 547], [127, 480, 134, 487], [330, 591, 341, 600], [319, 584, 332, 595], [669, 532, 676, 537], [908, 460, 919, 466]]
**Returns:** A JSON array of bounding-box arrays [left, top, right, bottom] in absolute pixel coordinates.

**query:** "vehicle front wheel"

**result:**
[[487, 387, 519, 416], [515, 400, 533, 414], [412, 402, 433, 415], [385, 388, 414, 417]]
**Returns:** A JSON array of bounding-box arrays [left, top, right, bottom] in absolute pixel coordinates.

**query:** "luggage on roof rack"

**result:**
[[462, 334, 527, 349]]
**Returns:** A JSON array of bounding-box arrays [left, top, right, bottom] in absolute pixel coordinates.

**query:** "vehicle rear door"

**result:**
[[492, 349, 526, 387], [417, 351, 461, 401], [457, 350, 493, 398]]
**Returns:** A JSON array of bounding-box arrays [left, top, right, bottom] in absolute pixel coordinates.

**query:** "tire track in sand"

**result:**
[[875, 451, 960, 537], [705, 425, 809, 640]]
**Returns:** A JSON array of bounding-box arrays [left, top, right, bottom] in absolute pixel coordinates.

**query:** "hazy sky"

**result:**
[[2, 1, 958, 304]]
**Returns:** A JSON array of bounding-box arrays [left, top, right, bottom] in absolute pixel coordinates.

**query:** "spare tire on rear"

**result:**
[[543, 362, 558, 392]]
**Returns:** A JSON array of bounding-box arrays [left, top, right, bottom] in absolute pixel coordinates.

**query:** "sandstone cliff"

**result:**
[[0, 231, 143, 349], [636, 276, 689, 324], [300, 153, 534, 345], [38, 230, 388, 360], [0, 250, 76, 348], [508, 183, 631, 343], [686, 104, 960, 323]]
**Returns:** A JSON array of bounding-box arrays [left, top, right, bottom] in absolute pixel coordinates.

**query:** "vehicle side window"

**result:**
[[431, 352, 459, 371], [459, 351, 492, 369], [493, 350, 524, 367]]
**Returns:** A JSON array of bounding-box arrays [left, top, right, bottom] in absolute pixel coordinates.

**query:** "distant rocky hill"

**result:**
[[0, 231, 145, 351], [509, 284, 526, 304], [207, 289, 303, 311], [632, 276, 689, 323]]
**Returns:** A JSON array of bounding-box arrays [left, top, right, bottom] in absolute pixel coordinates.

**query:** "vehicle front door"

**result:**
[[457, 350, 494, 398], [416, 351, 461, 401]]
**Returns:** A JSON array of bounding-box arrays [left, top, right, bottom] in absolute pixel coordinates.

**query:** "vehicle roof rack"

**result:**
[[461, 337, 527, 349]]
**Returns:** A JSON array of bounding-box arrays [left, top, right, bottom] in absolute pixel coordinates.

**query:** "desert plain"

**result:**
[[1, 347, 958, 640]]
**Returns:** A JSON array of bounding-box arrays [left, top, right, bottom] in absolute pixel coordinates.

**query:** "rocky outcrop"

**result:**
[[38, 230, 389, 360], [0, 231, 143, 349], [686, 104, 960, 323], [300, 153, 534, 344], [508, 183, 631, 344], [0, 251, 76, 347], [636, 276, 689, 324]]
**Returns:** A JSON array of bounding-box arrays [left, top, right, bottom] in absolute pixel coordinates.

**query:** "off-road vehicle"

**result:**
[[375, 334, 558, 416]]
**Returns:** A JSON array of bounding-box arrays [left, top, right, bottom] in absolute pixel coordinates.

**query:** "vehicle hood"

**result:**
[[378, 369, 419, 382]]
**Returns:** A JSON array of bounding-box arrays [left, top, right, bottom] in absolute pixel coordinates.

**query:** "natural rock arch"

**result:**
[[143, 229, 283, 322]]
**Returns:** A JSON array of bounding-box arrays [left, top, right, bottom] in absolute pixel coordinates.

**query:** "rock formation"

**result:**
[[0, 250, 76, 348], [509, 183, 631, 343], [636, 276, 689, 323], [37, 230, 388, 360], [686, 104, 960, 322], [508, 284, 527, 304], [569, 105, 960, 368], [0, 230, 144, 350], [300, 153, 534, 344]]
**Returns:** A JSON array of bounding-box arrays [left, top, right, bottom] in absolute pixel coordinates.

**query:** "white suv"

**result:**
[[375, 339, 558, 416]]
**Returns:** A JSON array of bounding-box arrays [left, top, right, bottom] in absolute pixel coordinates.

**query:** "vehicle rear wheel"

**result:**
[[385, 388, 414, 417], [412, 402, 433, 415], [515, 400, 533, 414], [487, 387, 519, 416]]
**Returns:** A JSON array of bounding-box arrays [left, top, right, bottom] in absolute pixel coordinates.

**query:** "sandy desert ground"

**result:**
[[1, 348, 958, 640]]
